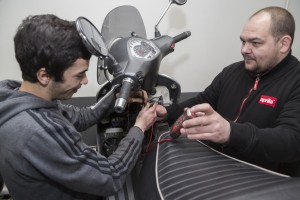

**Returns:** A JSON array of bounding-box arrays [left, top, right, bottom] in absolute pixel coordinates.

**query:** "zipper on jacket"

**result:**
[[233, 75, 260, 122]]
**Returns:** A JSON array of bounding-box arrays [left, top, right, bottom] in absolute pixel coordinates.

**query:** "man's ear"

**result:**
[[279, 35, 292, 54], [36, 68, 50, 86]]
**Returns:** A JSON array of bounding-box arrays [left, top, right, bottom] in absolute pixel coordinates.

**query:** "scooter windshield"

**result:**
[[101, 5, 147, 49]]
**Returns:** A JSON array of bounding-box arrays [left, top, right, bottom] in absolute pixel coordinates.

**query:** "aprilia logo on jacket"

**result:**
[[259, 95, 277, 108]]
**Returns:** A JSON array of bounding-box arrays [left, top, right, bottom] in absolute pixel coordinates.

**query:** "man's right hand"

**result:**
[[181, 103, 231, 144]]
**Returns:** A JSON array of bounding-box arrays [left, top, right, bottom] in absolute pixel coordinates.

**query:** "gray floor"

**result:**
[[0, 184, 10, 199]]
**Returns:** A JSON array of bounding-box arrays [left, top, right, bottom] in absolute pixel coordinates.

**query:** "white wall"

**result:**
[[0, 0, 299, 97]]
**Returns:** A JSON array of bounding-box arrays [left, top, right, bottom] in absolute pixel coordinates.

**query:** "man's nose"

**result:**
[[81, 74, 88, 85], [241, 43, 251, 54]]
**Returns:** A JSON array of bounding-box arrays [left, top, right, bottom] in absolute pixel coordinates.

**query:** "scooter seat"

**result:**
[[138, 130, 300, 200]]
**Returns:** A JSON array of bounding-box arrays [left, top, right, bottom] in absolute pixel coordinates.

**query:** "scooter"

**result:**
[[73, 1, 300, 200], [75, 0, 190, 156]]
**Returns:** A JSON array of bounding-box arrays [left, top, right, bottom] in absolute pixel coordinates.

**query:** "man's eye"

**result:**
[[252, 42, 260, 46], [76, 74, 85, 79]]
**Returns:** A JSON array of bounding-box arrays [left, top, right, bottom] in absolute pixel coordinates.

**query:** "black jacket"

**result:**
[[167, 53, 300, 176]]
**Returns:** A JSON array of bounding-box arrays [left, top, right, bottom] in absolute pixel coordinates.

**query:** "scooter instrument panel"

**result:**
[[128, 38, 159, 60]]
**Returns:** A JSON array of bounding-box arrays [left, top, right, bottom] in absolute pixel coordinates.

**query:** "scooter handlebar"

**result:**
[[114, 77, 134, 113], [152, 31, 191, 58], [173, 31, 191, 43]]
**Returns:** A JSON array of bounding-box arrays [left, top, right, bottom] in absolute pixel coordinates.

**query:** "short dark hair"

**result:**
[[14, 14, 92, 82], [251, 6, 295, 45]]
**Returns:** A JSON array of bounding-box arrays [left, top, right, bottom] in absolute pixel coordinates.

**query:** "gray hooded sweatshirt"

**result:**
[[0, 80, 144, 200]]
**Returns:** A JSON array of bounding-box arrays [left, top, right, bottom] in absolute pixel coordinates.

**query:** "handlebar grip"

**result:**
[[114, 78, 134, 113], [173, 31, 191, 43]]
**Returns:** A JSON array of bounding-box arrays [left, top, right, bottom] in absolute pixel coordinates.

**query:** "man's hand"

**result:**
[[155, 104, 167, 121], [134, 103, 157, 132], [181, 103, 231, 144], [127, 90, 148, 104]]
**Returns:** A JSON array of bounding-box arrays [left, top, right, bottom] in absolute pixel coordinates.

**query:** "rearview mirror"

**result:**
[[75, 17, 108, 57]]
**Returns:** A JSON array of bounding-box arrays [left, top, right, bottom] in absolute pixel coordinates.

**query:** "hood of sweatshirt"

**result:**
[[0, 80, 57, 127]]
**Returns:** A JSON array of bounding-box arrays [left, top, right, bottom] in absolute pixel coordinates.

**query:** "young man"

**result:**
[[0, 14, 156, 199], [156, 6, 300, 176]]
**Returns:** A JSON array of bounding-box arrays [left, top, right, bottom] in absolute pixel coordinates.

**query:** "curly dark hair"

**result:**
[[14, 14, 91, 82]]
